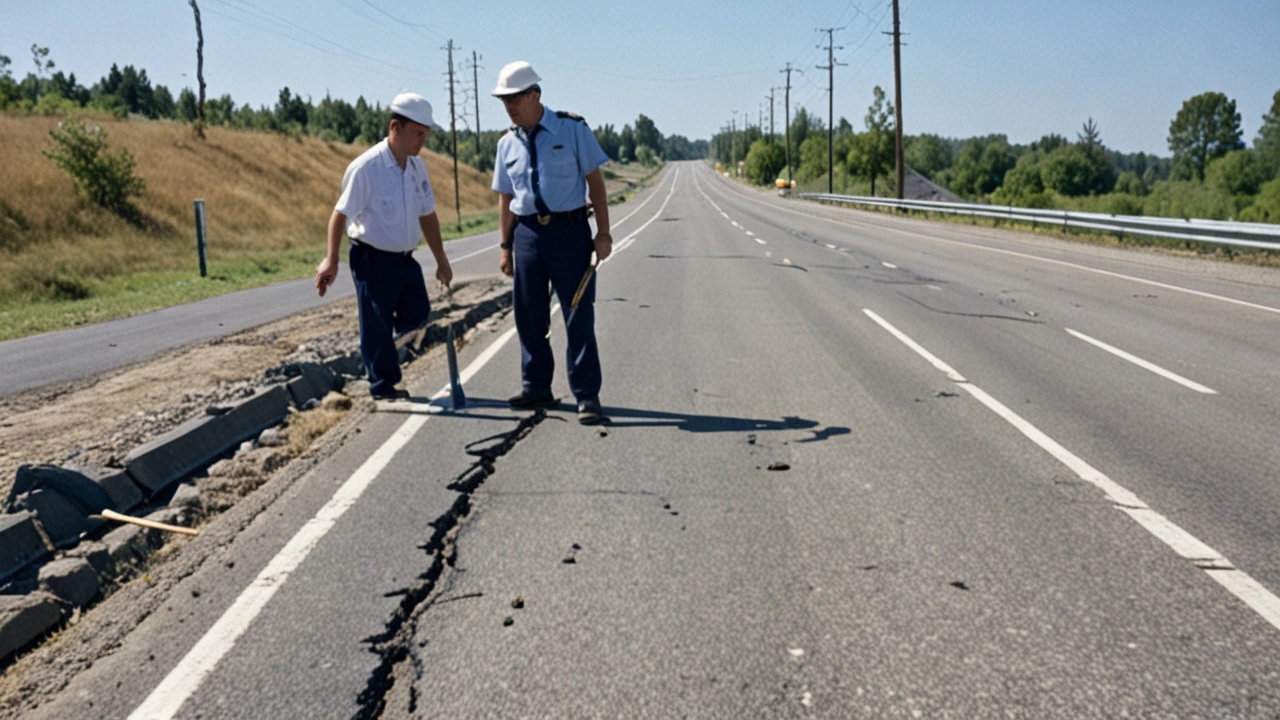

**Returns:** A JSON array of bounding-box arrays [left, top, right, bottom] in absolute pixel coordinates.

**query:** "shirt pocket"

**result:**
[[505, 156, 530, 192], [544, 145, 578, 183]]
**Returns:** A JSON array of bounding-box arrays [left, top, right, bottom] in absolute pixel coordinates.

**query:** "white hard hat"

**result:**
[[491, 61, 542, 97], [389, 92, 438, 128]]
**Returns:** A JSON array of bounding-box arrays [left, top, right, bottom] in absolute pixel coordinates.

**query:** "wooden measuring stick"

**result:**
[[101, 508, 200, 536]]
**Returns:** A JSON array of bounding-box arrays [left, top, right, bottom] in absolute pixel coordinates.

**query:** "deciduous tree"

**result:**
[[904, 134, 951, 179], [1168, 91, 1243, 181], [846, 86, 895, 195], [743, 140, 786, 185]]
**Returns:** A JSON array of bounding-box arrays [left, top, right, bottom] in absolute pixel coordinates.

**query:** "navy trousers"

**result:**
[[348, 241, 430, 395], [512, 214, 601, 402]]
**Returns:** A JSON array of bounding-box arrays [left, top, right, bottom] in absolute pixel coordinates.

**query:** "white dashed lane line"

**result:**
[[864, 308, 1280, 634], [1065, 328, 1217, 394]]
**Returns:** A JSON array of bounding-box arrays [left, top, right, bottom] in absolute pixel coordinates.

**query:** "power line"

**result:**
[[204, 0, 420, 75], [537, 60, 772, 84], [358, 0, 449, 40]]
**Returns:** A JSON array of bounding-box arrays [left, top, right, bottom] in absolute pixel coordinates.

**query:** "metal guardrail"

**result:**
[[799, 193, 1280, 252]]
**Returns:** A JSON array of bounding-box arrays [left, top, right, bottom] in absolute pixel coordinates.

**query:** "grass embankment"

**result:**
[[0, 113, 499, 341]]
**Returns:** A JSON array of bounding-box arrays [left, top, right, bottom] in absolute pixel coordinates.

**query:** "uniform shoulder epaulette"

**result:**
[[556, 110, 585, 123]]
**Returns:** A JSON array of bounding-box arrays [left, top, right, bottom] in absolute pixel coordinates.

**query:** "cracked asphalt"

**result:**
[[19, 162, 1280, 718]]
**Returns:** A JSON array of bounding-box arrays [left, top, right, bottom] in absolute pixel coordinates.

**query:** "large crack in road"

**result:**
[[353, 409, 547, 719]]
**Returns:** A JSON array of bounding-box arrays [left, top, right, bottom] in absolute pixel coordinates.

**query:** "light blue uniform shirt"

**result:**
[[492, 106, 610, 216]]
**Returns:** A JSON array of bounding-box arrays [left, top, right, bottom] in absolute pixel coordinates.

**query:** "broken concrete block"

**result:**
[[169, 483, 201, 509], [65, 540, 111, 576], [70, 465, 145, 514], [10, 488, 98, 548], [0, 512, 52, 581], [325, 352, 364, 379], [7, 464, 114, 515], [102, 523, 150, 572], [125, 385, 291, 493], [38, 558, 100, 608], [0, 592, 63, 661], [136, 508, 191, 536], [285, 362, 337, 408]]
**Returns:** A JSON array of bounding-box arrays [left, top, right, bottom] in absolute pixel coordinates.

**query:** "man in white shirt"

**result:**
[[314, 92, 453, 400]]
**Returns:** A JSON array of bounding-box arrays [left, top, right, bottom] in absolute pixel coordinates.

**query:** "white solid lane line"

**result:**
[[128, 166, 683, 720], [1065, 328, 1217, 394], [863, 308, 1280, 633]]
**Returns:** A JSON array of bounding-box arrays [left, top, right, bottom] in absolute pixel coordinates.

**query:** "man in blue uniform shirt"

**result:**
[[491, 61, 612, 425], [315, 92, 453, 400]]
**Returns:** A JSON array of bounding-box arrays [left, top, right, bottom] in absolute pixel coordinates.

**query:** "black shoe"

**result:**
[[508, 388, 556, 409], [577, 398, 602, 425], [371, 387, 411, 401]]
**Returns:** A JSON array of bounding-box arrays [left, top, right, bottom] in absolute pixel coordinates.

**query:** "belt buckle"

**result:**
[[537, 214, 551, 226]]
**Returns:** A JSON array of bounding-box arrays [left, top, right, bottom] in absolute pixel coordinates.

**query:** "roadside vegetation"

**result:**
[[713, 86, 1280, 226], [0, 113, 498, 341], [0, 45, 692, 341]]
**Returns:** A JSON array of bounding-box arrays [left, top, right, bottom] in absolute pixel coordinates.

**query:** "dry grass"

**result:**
[[0, 113, 497, 301], [283, 392, 353, 456]]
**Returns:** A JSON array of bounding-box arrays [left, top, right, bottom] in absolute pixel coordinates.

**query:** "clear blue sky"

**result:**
[[4, 1, 1278, 157]]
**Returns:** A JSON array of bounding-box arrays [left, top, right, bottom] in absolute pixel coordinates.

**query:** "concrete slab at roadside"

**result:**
[[125, 385, 291, 493], [38, 557, 100, 608], [0, 592, 63, 660], [0, 512, 52, 581]]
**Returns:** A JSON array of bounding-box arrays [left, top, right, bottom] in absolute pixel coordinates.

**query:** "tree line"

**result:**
[[714, 85, 1280, 224], [1, 45, 706, 175]]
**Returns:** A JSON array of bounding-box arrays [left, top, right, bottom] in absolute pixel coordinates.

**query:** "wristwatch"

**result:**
[[500, 241, 512, 250]]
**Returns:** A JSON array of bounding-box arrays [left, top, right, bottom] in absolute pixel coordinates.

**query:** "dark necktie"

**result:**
[[526, 124, 551, 217]]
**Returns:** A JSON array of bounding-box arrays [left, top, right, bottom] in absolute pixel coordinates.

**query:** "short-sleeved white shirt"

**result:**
[[334, 139, 436, 253]]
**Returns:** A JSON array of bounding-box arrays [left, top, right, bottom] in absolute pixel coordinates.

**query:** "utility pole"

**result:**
[[467, 50, 483, 158], [444, 40, 462, 233], [817, 27, 846, 194], [891, 0, 905, 199], [781, 63, 800, 185], [189, 0, 205, 131], [730, 110, 738, 168], [766, 88, 776, 142]]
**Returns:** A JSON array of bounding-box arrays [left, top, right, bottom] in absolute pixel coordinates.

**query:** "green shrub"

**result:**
[[635, 144, 658, 168], [41, 118, 146, 220], [1239, 177, 1280, 223], [1142, 180, 1234, 220], [743, 140, 786, 186]]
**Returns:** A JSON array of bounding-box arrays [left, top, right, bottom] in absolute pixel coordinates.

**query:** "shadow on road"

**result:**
[[596, 406, 841, 436]]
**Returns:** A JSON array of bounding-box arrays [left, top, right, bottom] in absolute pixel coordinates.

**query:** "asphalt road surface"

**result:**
[[26, 162, 1280, 718]]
